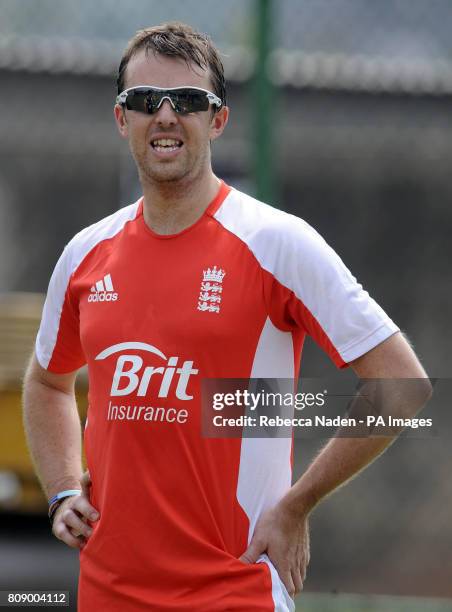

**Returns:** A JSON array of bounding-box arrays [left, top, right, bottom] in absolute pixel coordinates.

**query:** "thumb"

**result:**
[[80, 470, 92, 497], [239, 538, 266, 564]]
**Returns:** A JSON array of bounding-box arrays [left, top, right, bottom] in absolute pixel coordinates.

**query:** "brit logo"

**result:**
[[197, 266, 225, 314], [88, 273, 119, 303]]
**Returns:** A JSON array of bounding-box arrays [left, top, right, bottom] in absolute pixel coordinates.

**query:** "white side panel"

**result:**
[[236, 317, 295, 612], [257, 554, 296, 612], [236, 317, 294, 537], [36, 201, 140, 369]]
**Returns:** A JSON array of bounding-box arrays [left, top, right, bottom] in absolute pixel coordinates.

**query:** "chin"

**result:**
[[143, 158, 199, 184], [145, 167, 190, 184]]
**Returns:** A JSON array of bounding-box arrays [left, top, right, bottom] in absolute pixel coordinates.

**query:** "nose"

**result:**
[[153, 98, 178, 126]]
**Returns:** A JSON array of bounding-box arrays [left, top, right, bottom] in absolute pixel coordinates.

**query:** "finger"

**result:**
[[301, 545, 310, 577], [60, 507, 93, 539], [304, 530, 310, 568], [279, 569, 295, 599], [292, 567, 303, 595], [238, 538, 266, 564], [68, 527, 89, 547], [69, 526, 83, 539], [302, 557, 308, 581], [80, 470, 92, 497], [72, 494, 100, 522], [53, 521, 86, 549]]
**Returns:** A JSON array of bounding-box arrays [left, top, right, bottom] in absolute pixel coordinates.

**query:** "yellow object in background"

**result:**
[[0, 293, 87, 513]]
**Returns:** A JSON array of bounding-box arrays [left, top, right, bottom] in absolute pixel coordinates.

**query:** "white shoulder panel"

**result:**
[[36, 201, 140, 369], [214, 188, 398, 363]]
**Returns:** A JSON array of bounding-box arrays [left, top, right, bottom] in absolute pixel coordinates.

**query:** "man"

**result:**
[[23, 22, 431, 612]]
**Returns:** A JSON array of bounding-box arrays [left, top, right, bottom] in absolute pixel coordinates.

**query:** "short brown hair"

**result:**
[[117, 22, 226, 107]]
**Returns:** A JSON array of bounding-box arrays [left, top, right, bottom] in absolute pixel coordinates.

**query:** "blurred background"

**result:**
[[0, 0, 451, 610]]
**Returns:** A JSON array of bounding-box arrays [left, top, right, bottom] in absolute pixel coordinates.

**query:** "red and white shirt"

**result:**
[[36, 181, 398, 611]]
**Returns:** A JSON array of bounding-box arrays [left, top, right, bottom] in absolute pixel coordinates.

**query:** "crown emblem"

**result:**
[[197, 265, 226, 314], [202, 266, 226, 283]]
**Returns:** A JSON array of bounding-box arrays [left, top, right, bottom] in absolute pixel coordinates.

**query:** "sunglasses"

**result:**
[[116, 85, 223, 116]]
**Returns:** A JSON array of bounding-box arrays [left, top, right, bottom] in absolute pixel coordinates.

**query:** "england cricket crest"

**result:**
[[197, 266, 226, 314]]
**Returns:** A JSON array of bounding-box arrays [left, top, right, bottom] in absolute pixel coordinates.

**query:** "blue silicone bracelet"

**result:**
[[48, 489, 82, 506]]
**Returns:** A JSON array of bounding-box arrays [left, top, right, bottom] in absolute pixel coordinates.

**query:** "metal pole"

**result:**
[[254, 0, 275, 203]]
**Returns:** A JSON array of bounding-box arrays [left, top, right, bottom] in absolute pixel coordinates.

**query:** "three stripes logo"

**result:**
[[88, 273, 119, 303]]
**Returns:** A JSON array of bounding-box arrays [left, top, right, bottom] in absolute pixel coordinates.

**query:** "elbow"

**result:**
[[402, 373, 433, 419], [411, 360, 434, 404], [419, 375, 433, 404]]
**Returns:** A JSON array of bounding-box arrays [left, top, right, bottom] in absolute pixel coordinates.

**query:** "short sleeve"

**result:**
[[263, 216, 399, 368], [35, 245, 86, 373]]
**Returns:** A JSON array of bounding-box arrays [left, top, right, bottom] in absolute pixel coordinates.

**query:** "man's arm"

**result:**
[[240, 332, 433, 596], [280, 331, 432, 513], [23, 353, 98, 548]]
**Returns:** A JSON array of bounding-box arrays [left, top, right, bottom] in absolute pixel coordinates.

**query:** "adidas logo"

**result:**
[[88, 273, 119, 303]]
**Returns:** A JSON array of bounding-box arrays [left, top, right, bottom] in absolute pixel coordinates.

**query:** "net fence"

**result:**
[[2, 0, 452, 91]]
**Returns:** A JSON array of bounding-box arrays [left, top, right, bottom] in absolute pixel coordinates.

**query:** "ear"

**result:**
[[209, 105, 229, 142], [114, 104, 129, 138]]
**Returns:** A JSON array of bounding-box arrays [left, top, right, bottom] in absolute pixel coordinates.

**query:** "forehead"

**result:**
[[124, 49, 212, 90]]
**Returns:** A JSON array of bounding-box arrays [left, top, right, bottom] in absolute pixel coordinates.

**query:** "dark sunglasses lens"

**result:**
[[125, 91, 159, 113], [125, 92, 146, 113], [174, 92, 209, 113]]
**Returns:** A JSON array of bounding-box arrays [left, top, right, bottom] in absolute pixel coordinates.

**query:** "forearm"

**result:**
[[281, 435, 394, 517], [23, 376, 83, 500], [281, 371, 432, 518]]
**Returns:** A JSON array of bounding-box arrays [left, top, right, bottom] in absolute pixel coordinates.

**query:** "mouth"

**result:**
[[150, 138, 184, 154]]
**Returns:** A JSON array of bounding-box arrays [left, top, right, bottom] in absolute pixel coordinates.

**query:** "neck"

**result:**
[[140, 169, 221, 236]]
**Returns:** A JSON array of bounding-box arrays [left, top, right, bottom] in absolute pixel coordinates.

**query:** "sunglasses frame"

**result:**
[[116, 85, 223, 115]]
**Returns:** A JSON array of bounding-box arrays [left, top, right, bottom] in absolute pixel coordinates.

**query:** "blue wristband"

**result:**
[[48, 489, 82, 506]]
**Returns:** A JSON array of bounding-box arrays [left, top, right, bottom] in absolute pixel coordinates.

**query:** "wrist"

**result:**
[[46, 473, 83, 501], [48, 489, 82, 507], [48, 489, 81, 526], [279, 483, 318, 520]]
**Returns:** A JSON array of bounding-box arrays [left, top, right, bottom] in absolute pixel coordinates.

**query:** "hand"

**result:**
[[52, 471, 99, 549], [239, 502, 310, 597]]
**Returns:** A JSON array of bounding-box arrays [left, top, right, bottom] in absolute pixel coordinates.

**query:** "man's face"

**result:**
[[114, 50, 228, 186]]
